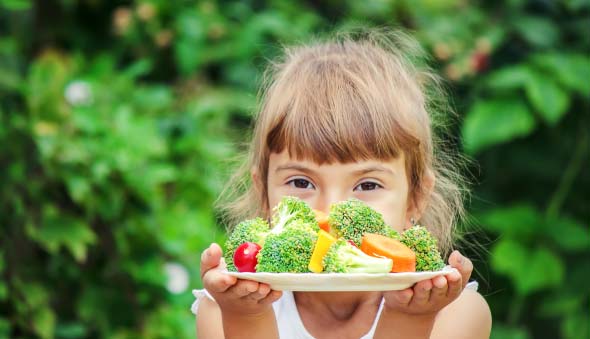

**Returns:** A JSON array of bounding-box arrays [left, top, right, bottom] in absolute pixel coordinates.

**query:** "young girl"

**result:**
[[193, 29, 492, 338]]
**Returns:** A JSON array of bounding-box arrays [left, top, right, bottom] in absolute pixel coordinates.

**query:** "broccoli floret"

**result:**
[[384, 227, 401, 240], [328, 199, 390, 246], [323, 239, 393, 273], [400, 225, 445, 271], [256, 220, 318, 273], [271, 196, 318, 234], [223, 217, 270, 272]]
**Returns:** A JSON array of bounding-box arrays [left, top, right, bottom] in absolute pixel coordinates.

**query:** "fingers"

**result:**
[[449, 250, 473, 289], [200, 243, 223, 279], [429, 275, 448, 302], [230, 279, 261, 298], [445, 268, 462, 298], [258, 290, 283, 305], [386, 288, 414, 307], [201, 243, 237, 293], [226, 281, 280, 304], [410, 280, 433, 307], [202, 267, 237, 293]]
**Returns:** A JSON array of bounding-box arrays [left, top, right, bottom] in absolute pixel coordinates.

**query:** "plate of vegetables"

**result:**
[[226, 269, 456, 292], [223, 197, 453, 291]]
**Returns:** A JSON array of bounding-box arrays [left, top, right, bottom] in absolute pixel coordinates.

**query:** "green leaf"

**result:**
[[525, 72, 570, 125], [33, 307, 56, 339], [0, 252, 5, 300], [27, 51, 71, 118], [532, 53, 590, 97], [0, 284, 6, 301], [27, 205, 97, 262], [0, 317, 10, 338], [546, 216, 590, 252], [538, 293, 584, 317], [174, 12, 206, 74], [491, 324, 530, 339], [486, 64, 533, 90], [519, 247, 564, 295], [491, 241, 564, 296], [55, 322, 87, 339], [491, 239, 528, 284], [122, 59, 153, 80], [565, 0, 590, 11], [562, 311, 589, 339], [1, 0, 31, 10], [514, 16, 559, 47], [65, 176, 92, 204], [462, 98, 536, 154], [480, 204, 541, 237]]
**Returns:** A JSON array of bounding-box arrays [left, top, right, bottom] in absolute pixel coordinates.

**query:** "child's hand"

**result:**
[[382, 250, 473, 316], [200, 243, 283, 317]]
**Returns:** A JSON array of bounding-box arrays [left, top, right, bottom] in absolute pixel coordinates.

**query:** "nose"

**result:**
[[315, 189, 349, 213]]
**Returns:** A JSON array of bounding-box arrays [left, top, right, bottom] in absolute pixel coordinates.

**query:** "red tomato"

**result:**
[[233, 242, 261, 272]]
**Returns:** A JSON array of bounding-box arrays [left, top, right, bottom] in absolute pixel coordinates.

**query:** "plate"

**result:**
[[226, 267, 457, 291]]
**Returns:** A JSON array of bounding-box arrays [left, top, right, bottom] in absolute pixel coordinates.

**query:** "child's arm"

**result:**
[[197, 243, 282, 339], [374, 251, 491, 339]]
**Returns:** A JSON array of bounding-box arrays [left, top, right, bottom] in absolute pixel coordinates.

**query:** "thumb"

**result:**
[[449, 250, 473, 288], [200, 243, 223, 278]]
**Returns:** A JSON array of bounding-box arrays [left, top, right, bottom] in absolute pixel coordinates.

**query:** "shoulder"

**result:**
[[196, 296, 224, 339], [431, 289, 492, 339]]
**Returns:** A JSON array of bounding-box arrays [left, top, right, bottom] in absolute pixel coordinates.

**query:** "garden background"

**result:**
[[1, 0, 589, 338]]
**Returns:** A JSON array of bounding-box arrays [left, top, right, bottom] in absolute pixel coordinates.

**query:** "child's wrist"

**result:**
[[221, 306, 275, 322], [380, 308, 437, 337], [221, 307, 278, 339]]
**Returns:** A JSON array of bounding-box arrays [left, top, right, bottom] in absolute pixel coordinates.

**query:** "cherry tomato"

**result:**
[[233, 242, 261, 272]]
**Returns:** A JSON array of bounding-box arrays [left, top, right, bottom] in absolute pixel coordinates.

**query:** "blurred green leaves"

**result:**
[[462, 98, 535, 154], [0, 0, 30, 10], [26, 205, 97, 262], [481, 203, 588, 335], [1, 1, 589, 339], [513, 16, 559, 48], [491, 240, 564, 296], [464, 51, 590, 153]]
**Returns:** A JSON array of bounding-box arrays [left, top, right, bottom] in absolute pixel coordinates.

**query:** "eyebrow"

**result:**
[[351, 165, 395, 176], [275, 164, 395, 176], [275, 164, 317, 175]]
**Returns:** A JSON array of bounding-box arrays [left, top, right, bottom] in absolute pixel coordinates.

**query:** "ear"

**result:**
[[406, 169, 435, 227], [251, 167, 262, 192]]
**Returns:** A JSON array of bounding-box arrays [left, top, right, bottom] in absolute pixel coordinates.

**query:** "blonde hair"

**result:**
[[217, 27, 468, 256]]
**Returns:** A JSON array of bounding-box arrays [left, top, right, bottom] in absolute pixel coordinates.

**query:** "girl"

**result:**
[[194, 28, 492, 338]]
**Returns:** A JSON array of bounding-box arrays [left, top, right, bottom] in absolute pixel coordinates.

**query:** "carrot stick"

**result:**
[[360, 233, 416, 272], [313, 209, 330, 233]]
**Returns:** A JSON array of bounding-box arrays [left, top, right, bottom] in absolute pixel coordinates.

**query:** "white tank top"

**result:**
[[191, 281, 478, 339]]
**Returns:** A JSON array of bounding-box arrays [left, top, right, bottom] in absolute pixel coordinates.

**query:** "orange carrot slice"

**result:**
[[314, 209, 330, 233], [361, 233, 416, 272]]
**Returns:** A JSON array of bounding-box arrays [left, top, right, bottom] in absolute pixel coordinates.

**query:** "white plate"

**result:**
[[226, 267, 457, 291]]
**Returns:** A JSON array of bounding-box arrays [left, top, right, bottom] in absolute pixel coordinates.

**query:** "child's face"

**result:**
[[266, 150, 414, 233]]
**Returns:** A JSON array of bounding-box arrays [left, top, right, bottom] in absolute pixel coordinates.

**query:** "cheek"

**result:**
[[267, 186, 282, 212], [370, 193, 408, 233], [381, 209, 406, 233]]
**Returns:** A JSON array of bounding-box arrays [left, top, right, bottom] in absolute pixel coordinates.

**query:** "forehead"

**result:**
[[268, 150, 406, 174]]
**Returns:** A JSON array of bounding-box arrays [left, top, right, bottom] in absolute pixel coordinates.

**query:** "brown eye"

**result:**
[[288, 178, 315, 189], [354, 182, 381, 191]]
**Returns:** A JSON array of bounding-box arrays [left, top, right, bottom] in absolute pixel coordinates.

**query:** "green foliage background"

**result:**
[[1, 0, 588, 338]]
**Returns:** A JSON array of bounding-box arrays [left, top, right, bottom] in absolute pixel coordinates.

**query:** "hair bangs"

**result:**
[[265, 54, 421, 164]]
